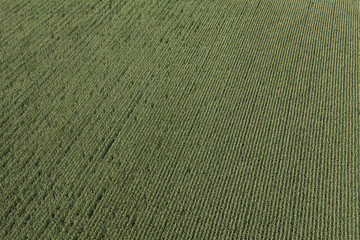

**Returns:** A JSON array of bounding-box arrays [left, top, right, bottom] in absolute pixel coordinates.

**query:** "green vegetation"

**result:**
[[1, 0, 359, 239]]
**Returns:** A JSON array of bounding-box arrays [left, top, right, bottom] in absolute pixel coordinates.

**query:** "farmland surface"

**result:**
[[1, 0, 359, 239]]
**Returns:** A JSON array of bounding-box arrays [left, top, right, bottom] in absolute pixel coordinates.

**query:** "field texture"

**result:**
[[1, 0, 360, 239]]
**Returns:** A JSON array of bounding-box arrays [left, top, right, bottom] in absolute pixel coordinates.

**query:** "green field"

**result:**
[[1, 0, 359, 239]]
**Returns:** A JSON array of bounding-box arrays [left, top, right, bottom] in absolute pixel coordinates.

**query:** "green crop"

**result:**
[[1, 0, 359, 239]]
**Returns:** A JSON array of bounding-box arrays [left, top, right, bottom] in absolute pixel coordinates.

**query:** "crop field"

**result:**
[[1, 0, 359, 239]]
